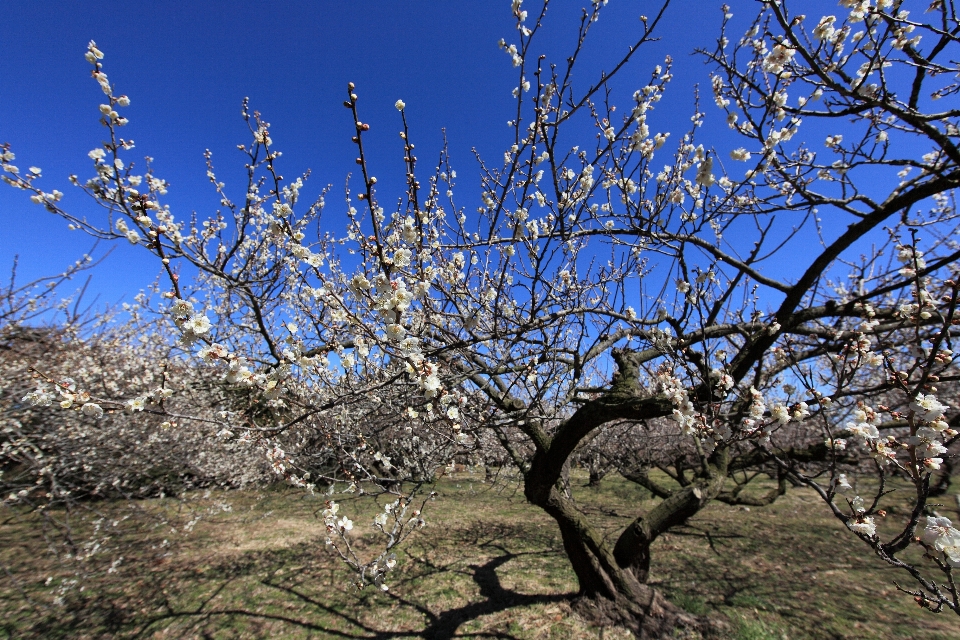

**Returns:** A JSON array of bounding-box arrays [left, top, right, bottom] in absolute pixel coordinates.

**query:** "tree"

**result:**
[[4, 0, 960, 635]]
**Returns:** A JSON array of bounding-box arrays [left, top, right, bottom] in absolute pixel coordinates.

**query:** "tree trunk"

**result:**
[[587, 454, 607, 487], [516, 350, 730, 637], [532, 486, 719, 638], [587, 467, 605, 487]]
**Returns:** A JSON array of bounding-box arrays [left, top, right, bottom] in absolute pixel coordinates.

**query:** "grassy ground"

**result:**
[[1, 471, 958, 639]]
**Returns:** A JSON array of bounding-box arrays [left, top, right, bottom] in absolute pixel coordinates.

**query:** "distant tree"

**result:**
[[5, 0, 960, 635]]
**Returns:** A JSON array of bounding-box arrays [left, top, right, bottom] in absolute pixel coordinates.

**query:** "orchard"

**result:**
[[2, 1, 959, 637]]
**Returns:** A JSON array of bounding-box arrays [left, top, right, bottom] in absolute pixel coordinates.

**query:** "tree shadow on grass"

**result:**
[[261, 545, 569, 639], [122, 519, 573, 639]]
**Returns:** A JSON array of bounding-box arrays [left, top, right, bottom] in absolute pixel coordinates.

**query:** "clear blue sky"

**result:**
[[1, 1, 823, 308]]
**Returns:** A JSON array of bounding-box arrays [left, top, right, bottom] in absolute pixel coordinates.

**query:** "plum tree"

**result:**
[[5, 0, 960, 635]]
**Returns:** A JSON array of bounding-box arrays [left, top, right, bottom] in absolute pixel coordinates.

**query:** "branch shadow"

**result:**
[[262, 546, 569, 639], [121, 519, 574, 639]]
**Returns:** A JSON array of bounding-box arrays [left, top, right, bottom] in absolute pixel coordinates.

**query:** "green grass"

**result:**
[[1, 472, 957, 639]]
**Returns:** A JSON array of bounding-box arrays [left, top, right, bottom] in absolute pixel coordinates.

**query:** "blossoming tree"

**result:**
[[5, 0, 960, 635]]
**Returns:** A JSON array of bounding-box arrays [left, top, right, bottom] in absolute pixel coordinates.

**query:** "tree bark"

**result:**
[[528, 484, 722, 638], [518, 349, 729, 637]]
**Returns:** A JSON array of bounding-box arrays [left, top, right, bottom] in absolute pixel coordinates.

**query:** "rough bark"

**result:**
[[517, 349, 735, 637], [526, 480, 727, 638]]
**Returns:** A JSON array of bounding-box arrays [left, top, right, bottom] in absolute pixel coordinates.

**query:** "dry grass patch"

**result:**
[[1, 473, 957, 639]]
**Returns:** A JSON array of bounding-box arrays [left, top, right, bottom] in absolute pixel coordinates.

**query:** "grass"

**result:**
[[1, 471, 957, 639]]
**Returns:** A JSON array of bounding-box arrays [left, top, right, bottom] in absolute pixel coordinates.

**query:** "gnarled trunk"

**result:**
[[529, 482, 725, 638], [516, 350, 730, 637]]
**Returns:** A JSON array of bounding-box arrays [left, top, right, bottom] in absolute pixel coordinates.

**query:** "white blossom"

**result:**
[[81, 402, 104, 419]]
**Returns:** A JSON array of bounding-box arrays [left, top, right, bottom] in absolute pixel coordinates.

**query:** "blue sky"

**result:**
[[1, 0, 839, 309]]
